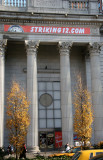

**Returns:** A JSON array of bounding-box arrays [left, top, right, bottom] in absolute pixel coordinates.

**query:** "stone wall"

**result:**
[[4, 41, 27, 146], [4, 42, 86, 147]]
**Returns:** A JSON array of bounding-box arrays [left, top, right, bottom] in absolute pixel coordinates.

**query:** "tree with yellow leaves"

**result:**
[[6, 81, 30, 159], [73, 74, 93, 149]]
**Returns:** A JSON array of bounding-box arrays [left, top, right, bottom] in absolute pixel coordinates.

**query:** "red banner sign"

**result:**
[[4, 25, 90, 34], [55, 131, 62, 148]]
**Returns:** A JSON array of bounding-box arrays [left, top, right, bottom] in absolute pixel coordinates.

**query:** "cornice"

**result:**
[[0, 18, 102, 26], [0, 11, 103, 26]]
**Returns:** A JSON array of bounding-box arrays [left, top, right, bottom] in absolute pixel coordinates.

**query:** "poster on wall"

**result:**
[[55, 131, 62, 148], [47, 133, 54, 149], [39, 132, 47, 149]]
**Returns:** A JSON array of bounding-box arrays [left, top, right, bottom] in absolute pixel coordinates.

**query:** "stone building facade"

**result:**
[[0, 0, 103, 152]]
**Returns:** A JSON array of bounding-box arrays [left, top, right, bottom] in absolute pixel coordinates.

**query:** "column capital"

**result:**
[[88, 42, 103, 56], [0, 39, 7, 56], [25, 40, 40, 55], [58, 41, 73, 56]]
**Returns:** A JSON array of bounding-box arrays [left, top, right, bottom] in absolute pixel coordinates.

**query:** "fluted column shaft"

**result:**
[[89, 42, 103, 144], [58, 42, 73, 146], [0, 40, 7, 148], [25, 40, 39, 153]]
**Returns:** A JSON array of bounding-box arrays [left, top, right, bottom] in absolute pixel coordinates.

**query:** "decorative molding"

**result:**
[[88, 42, 103, 56], [0, 39, 7, 56], [0, 13, 102, 35], [90, 27, 99, 35], [0, 39, 7, 47], [0, 17, 102, 27], [58, 41, 73, 49], [25, 40, 39, 48], [58, 41, 73, 55], [25, 40, 40, 55], [0, 19, 102, 26]]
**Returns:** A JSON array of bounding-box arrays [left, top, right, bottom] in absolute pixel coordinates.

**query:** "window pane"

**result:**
[[96, 152, 103, 155], [54, 110, 61, 118], [38, 82, 46, 90], [47, 91, 53, 96], [39, 91, 44, 97], [53, 82, 60, 90], [47, 119, 54, 128], [47, 103, 53, 109], [89, 153, 93, 159], [55, 119, 61, 128], [47, 110, 53, 118], [47, 82, 52, 90], [39, 103, 46, 109], [39, 110, 46, 118], [39, 119, 46, 128], [54, 100, 60, 109], [72, 152, 81, 160], [54, 91, 60, 99]]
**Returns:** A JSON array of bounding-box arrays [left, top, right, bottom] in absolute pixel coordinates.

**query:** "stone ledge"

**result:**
[[38, 69, 60, 73]]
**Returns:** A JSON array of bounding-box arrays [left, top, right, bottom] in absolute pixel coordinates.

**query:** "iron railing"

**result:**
[[4, 0, 26, 7], [4, 0, 89, 10], [69, 0, 88, 10], [2, 0, 103, 14]]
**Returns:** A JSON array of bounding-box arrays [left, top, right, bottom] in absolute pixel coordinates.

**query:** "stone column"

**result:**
[[25, 40, 39, 153], [0, 40, 7, 148], [85, 53, 92, 92], [88, 42, 103, 144], [58, 41, 73, 146]]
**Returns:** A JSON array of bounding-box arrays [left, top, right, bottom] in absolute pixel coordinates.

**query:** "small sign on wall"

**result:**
[[55, 131, 62, 148]]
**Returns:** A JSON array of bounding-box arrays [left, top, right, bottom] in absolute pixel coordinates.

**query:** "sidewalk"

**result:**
[[4, 151, 60, 159]]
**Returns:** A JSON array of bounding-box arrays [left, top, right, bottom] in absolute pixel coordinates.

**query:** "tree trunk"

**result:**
[[16, 147, 18, 160]]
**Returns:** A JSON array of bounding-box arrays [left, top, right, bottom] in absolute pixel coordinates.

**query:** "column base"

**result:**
[[27, 146, 40, 153], [62, 130, 73, 146]]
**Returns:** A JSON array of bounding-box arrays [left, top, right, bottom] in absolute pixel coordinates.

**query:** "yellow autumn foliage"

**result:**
[[6, 81, 30, 157], [73, 74, 93, 148]]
